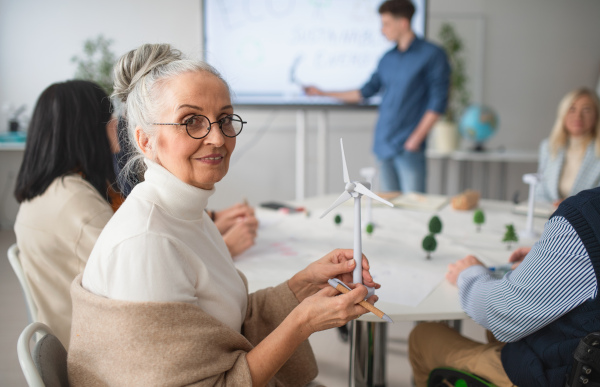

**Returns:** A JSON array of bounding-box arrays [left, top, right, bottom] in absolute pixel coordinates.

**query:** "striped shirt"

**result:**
[[458, 216, 597, 342]]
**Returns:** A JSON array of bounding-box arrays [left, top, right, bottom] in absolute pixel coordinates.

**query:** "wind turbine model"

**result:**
[[320, 139, 394, 284], [359, 167, 377, 229], [520, 172, 541, 238]]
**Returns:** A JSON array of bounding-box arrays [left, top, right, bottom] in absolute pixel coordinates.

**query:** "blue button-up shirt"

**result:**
[[360, 37, 450, 159]]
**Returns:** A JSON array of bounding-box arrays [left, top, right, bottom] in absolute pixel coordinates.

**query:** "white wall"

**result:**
[[1, 0, 600, 221]]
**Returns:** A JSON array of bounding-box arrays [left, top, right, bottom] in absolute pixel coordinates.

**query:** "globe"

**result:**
[[458, 105, 499, 151]]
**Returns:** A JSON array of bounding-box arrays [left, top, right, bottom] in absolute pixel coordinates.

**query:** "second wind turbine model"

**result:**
[[320, 139, 394, 284]]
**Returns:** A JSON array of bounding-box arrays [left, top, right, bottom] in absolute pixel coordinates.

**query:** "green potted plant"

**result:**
[[71, 35, 116, 95], [431, 22, 470, 153]]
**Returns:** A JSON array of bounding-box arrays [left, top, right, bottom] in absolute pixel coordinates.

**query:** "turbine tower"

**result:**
[[320, 139, 394, 283]]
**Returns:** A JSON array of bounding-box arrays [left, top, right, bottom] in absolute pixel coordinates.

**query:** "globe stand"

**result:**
[[471, 143, 486, 152]]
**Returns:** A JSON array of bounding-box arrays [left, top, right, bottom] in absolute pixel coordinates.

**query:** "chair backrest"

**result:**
[[17, 322, 69, 387], [7, 243, 38, 322]]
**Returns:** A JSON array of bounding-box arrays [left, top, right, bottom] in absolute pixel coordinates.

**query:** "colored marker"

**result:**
[[488, 263, 513, 277]]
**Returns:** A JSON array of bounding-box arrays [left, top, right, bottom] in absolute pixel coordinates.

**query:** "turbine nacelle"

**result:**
[[320, 139, 393, 219]]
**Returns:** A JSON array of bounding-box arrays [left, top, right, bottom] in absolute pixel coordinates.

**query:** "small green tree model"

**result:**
[[473, 209, 485, 232], [428, 215, 443, 235], [422, 234, 437, 259], [334, 214, 342, 226], [365, 223, 374, 236], [71, 35, 117, 95], [503, 224, 519, 250]]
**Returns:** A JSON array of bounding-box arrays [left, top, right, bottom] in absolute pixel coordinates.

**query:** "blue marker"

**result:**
[[488, 263, 513, 278]]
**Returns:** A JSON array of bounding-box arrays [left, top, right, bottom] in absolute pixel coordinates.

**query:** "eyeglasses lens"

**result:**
[[186, 115, 243, 139], [186, 116, 210, 138], [220, 115, 243, 137]]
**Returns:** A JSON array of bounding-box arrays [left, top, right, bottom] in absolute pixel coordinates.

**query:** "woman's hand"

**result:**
[[294, 284, 378, 335], [288, 249, 380, 303], [213, 202, 257, 234], [222, 216, 259, 257]]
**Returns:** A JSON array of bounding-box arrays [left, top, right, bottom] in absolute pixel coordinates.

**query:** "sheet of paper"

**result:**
[[391, 193, 449, 211], [371, 265, 444, 307]]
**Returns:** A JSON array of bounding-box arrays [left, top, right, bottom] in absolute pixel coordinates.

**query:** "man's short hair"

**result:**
[[378, 0, 416, 21]]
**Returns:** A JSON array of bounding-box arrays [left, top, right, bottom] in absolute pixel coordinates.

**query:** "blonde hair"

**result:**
[[548, 88, 600, 158], [111, 43, 229, 183]]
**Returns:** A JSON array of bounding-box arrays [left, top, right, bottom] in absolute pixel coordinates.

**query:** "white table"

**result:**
[[234, 194, 549, 386]]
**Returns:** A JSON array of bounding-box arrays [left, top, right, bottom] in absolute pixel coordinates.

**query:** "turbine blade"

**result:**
[[354, 183, 394, 207], [340, 138, 350, 184], [319, 191, 352, 218]]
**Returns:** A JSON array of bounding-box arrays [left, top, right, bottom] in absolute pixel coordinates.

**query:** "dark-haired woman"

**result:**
[[13, 80, 120, 348]]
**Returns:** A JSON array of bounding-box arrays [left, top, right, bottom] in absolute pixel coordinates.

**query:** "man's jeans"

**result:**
[[377, 150, 426, 193]]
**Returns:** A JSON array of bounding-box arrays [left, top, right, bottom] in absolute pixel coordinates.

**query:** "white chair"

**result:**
[[17, 322, 68, 387], [7, 243, 38, 322]]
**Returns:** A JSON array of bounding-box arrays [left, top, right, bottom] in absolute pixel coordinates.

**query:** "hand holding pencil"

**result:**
[[328, 278, 393, 323]]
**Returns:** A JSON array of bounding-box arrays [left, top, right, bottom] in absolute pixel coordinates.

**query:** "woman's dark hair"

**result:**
[[14, 80, 116, 203]]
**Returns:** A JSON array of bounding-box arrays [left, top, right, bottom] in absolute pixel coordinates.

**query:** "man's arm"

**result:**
[[303, 86, 362, 103], [453, 216, 596, 342], [404, 48, 451, 151], [404, 110, 441, 151]]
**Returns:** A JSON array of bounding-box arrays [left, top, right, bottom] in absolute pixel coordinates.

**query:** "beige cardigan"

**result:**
[[14, 175, 113, 348], [68, 274, 318, 386]]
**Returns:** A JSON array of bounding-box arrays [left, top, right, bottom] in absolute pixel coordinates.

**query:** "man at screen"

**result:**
[[304, 0, 449, 194]]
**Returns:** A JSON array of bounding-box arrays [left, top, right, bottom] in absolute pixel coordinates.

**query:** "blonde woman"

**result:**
[[536, 88, 600, 205]]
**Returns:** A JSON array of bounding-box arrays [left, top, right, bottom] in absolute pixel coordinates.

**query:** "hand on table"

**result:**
[[223, 216, 259, 257], [508, 246, 532, 269], [213, 202, 257, 235], [446, 255, 485, 286], [288, 249, 380, 303]]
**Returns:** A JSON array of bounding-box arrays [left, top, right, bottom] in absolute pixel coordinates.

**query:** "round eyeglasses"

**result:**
[[152, 114, 246, 139]]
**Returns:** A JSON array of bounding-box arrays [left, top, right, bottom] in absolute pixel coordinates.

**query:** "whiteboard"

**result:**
[[203, 0, 427, 105]]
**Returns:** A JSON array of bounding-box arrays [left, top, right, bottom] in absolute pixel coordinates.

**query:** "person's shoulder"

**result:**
[[55, 174, 101, 196], [419, 38, 446, 55], [25, 174, 110, 212], [380, 46, 399, 59], [558, 186, 600, 215]]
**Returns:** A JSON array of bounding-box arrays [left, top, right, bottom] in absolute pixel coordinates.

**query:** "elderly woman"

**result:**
[[536, 88, 600, 205], [68, 44, 379, 387]]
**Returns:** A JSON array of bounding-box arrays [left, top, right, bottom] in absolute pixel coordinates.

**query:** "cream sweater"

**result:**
[[14, 175, 113, 348], [82, 159, 247, 332], [69, 273, 318, 386]]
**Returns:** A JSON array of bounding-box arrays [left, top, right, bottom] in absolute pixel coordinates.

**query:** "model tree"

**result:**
[[503, 224, 519, 250], [429, 215, 443, 235], [365, 223, 374, 236], [334, 214, 342, 226], [422, 234, 437, 260], [473, 209, 485, 232]]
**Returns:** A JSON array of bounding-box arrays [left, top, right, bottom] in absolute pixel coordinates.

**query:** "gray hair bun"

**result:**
[[112, 44, 182, 104]]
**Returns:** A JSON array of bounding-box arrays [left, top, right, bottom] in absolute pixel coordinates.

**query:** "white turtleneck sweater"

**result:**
[[82, 159, 247, 332]]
